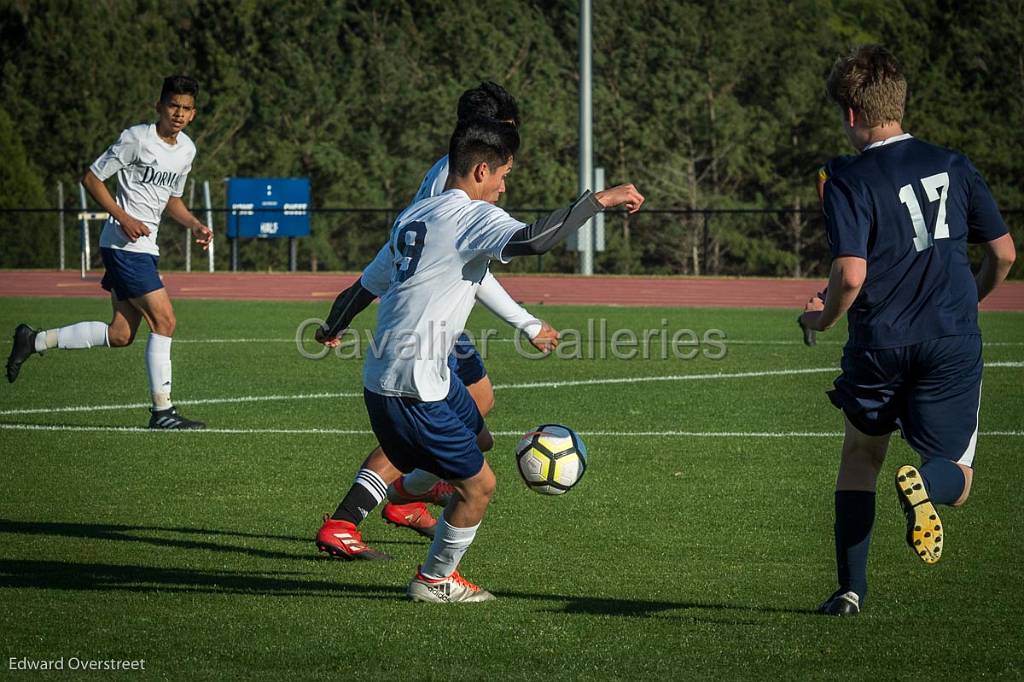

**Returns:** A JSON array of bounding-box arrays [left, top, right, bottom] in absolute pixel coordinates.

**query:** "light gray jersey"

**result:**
[[412, 155, 450, 204], [363, 189, 525, 401], [90, 123, 195, 256], [362, 155, 451, 295]]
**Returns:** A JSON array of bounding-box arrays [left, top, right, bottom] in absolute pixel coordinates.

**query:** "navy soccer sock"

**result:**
[[834, 490, 876, 603], [918, 459, 967, 506]]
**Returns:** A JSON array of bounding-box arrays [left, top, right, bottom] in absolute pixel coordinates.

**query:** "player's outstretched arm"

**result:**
[[316, 281, 378, 346], [477, 272, 540, 335], [594, 183, 644, 214], [81, 169, 151, 242], [502, 184, 644, 258], [165, 196, 213, 251], [975, 233, 1016, 302], [476, 273, 560, 351]]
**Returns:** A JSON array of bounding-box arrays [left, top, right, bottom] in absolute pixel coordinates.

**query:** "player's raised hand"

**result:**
[[314, 325, 341, 348], [192, 222, 213, 251], [120, 215, 151, 242], [595, 184, 645, 214], [530, 320, 560, 353]]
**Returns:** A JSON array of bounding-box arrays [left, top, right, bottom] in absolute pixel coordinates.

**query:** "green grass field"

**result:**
[[1, 296, 1022, 680]]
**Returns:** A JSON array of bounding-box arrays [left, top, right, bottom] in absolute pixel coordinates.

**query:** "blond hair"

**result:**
[[826, 45, 907, 126]]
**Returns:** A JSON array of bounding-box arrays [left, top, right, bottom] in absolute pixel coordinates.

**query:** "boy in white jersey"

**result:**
[[357, 117, 642, 602], [314, 83, 559, 558], [5, 76, 212, 429]]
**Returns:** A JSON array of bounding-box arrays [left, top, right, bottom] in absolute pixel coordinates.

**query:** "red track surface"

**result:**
[[1, 269, 1022, 311]]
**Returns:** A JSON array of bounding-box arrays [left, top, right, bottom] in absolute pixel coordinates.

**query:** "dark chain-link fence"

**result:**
[[1, 206, 1020, 278]]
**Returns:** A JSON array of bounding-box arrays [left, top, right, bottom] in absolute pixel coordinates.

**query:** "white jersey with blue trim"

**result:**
[[361, 155, 450, 296], [412, 155, 450, 204], [363, 189, 525, 401], [90, 123, 195, 256]]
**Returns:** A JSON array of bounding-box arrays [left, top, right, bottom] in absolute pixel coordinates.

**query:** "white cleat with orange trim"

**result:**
[[407, 568, 495, 603]]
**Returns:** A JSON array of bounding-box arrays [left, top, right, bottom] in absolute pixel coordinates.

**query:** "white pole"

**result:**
[[594, 166, 605, 252], [185, 179, 194, 272], [57, 181, 65, 271], [578, 0, 594, 275], [78, 183, 90, 278], [203, 180, 214, 272]]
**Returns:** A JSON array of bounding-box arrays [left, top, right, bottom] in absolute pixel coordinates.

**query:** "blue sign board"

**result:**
[[226, 177, 311, 238]]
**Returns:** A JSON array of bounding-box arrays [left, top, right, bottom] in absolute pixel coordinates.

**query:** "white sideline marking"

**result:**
[[0, 367, 836, 416], [175, 338, 1024, 347], [491, 367, 838, 391], [13, 336, 1022, 347], [176, 338, 295, 344], [1, 363, 1021, 418], [0, 423, 1022, 438], [725, 340, 1024, 347], [0, 391, 364, 416]]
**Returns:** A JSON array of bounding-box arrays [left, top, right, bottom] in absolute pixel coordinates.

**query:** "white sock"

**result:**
[[399, 469, 441, 497], [34, 330, 54, 353], [354, 468, 388, 509], [146, 333, 173, 410], [46, 322, 108, 351], [420, 513, 479, 580]]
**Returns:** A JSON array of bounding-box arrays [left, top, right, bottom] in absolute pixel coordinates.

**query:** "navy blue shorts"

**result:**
[[449, 333, 487, 386], [364, 377, 486, 481], [100, 248, 163, 301], [828, 334, 982, 466]]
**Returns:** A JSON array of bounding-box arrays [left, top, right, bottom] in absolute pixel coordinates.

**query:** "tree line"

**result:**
[[1, 0, 1020, 277]]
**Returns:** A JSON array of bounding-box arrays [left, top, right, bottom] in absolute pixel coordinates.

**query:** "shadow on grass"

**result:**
[[501, 589, 813, 618], [0, 518, 421, 562], [0, 558, 814, 618], [0, 558, 406, 598]]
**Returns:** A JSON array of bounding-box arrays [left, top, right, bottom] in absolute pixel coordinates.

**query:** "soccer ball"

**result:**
[[514, 424, 588, 495]]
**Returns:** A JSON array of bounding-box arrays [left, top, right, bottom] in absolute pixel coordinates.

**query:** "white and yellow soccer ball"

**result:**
[[515, 424, 588, 495]]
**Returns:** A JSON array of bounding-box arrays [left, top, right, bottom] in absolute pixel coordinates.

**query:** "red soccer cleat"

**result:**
[[381, 502, 438, 538], [315, 515, 391, 561], [388, 477, 456, 507]]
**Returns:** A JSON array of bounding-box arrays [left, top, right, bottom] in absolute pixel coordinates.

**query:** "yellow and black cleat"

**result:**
[[895, 465, 943, 564]]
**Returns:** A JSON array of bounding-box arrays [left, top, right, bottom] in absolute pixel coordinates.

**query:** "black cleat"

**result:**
[[896, 464, 943, 564], [149, 406, 206, 430], [818, 590, 860, 616], [6, 324, 38, 383]]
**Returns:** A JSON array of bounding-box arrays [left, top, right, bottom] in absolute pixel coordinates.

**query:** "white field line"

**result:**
[[489, 366, 837, 391], [5, 336, 1017, 347], [0, 391, 364, 416], [178, 338, 1024, 347], [0, 367, 839, 416], [1, 363, 1022, 418], [1, 423, 1022, 438]]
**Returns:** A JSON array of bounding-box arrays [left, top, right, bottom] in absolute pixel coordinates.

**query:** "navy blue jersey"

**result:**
[[820, 154, 857, 183], [823, 136, 1007, 349]]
